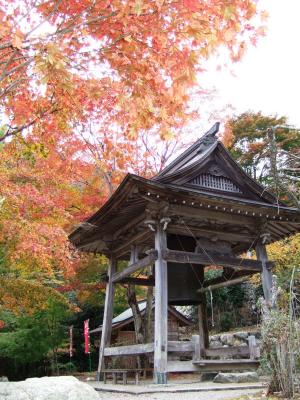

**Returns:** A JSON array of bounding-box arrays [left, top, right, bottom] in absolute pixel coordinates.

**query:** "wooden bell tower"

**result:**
[[69, 123, 300, 384]]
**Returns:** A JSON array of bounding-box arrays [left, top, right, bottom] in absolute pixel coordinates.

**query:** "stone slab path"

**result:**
[[95, 387, 263, 400]]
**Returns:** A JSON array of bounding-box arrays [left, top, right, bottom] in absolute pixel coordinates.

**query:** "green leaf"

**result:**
[[224, 6, 235, 20], [135, 0, 143, 16]]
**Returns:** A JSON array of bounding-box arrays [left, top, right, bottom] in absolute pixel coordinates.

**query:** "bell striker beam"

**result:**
[[97, 255, 116, 381], [255, 241, 273, 305], [154, 221, 168, 384]]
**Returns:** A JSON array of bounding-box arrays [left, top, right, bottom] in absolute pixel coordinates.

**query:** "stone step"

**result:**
[[213, 372, 259, 383], [192, 359, 260, 372]]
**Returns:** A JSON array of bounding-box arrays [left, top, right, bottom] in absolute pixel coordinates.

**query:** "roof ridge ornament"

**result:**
[[197, 122, 220, 152], [202, 121, 220, 139], [153, 122, 221, 181]]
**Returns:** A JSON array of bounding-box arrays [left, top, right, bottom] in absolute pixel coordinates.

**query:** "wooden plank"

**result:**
[[167, 360, 199, 373], [198, 275, 254, 293], [205, 346, 250, 358], [163, 249, 268, 271], [112, 251, 157, 283], [97, 256, 116, 381], [154, 224, 168, 384], [255, 242, 273, 305], [104, 343, 154, 356], [168, 341, 194, 352]]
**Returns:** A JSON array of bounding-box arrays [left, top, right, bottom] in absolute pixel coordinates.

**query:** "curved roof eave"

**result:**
[[69, 173, 136, 245]]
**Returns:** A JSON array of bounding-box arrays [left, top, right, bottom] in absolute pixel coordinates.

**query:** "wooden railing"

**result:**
[[103, 335, 260, 359]]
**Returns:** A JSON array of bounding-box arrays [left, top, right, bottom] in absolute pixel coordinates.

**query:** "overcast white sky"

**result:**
[[201, 0, 300, 128]]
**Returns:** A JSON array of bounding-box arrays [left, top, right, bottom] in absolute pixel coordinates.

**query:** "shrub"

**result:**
[[219, 311, 233, 332]]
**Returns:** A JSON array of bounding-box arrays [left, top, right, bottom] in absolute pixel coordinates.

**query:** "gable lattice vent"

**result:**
[[188, 173, 242, 193]]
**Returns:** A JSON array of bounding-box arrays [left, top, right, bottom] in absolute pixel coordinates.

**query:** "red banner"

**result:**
[[69, 325, 73, 358], [84, 319, 90, 354]]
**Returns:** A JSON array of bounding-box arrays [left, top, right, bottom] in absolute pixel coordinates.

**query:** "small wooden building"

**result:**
[[90, 301, 192, 343], [90, 301, 193, 369], [69, 123, 300, 384]]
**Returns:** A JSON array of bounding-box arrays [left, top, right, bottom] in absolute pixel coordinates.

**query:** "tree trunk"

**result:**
[[145, 266, 154, 343], [127, 284, 144, 344], [127, 284, 144, 369]]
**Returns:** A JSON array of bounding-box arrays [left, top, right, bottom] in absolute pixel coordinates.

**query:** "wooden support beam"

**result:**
[[203, 270, 255, 288], [115, 277, 155, 286], [168, 225, 255, 244], [104, 343, 154, 356], [154, 223, 168, 384], [162, 249, 269, 271], [169, 204, 256, 226], [256, 241, 273, 305], [100, 341, 254, 357], [97, 255, 116, 381], [198, 275, 254, 293], [103, 341, 198, 356], [112, 251, 157, 283]]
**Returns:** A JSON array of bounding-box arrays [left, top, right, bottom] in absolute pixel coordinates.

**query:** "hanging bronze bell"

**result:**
[[167, 234, 203, 306]]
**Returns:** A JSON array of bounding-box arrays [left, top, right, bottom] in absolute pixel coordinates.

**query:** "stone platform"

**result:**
[[89, 378, 265, 395]]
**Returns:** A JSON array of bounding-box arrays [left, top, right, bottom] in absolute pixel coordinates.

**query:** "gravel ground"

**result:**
[[96, 388, 262, 400]]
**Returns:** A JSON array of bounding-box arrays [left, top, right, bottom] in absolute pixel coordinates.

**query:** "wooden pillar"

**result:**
[[192, 334, 201, 360], [130, 245, 139, 264], [154, 223, 168, 384], [196, 264, 209, 358], [255, 241, 273, 305], [248, 335, 257, 360], [96, 255, 116, 381], [198, 293, 209, 356]]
